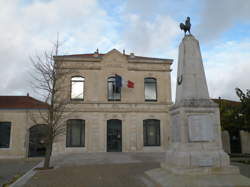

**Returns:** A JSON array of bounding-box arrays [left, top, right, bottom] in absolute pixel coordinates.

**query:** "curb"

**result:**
[[10, 161, 43, 187]]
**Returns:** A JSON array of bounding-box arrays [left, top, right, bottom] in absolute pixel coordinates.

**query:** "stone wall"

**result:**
[[52, 110, 170, 155], [240, 130, 250, 154], [0, 110, 46, 158]]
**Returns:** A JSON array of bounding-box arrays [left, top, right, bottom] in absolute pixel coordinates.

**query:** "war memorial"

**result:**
[[145, 17, 250, 187]]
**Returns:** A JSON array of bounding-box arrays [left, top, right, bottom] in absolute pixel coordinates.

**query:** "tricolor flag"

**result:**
[[115, 74, 135, 88]]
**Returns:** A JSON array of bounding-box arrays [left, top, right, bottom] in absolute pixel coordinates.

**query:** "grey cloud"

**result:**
[[125, 0, 162, 17], [0, 0, 117, 97], [122, 15, 179, 55], [196, 0, 250, 42]]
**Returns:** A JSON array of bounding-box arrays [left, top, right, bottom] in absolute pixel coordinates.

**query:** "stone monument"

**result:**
[[146, 21, 250, 186]]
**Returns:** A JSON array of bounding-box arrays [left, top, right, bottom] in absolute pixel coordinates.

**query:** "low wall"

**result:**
[[240, 130, 250, 154]]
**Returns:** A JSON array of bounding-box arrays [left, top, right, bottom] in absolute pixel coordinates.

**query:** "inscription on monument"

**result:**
[[191, 155, 214, 167], [188, 114, 214, 142], [199, 157, 213, 167]]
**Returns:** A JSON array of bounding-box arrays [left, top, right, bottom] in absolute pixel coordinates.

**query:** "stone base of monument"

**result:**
[[145, 167, 250, 187], [146, 102, 250, 187]]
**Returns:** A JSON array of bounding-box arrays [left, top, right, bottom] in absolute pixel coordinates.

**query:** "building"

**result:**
[[0, 49, 173, 158], [1, 49, 249, 158], [52, 49, 173, 154], [0, 95, 48, 158], [213, 98, 250, 154]]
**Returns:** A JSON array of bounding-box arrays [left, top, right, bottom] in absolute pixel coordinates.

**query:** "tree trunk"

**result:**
[[43, 141, 52, 169]]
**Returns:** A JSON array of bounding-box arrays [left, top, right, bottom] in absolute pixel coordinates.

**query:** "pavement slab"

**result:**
[[24, 162, 158, 187], [13, 153, 250, 187], [0, 158, 41, 186]]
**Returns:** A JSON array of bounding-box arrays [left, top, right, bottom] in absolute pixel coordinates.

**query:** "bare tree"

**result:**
[[30, 38, 71, 169]]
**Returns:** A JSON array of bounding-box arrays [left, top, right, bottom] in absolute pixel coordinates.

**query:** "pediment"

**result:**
[[101, 49, 127, 69]]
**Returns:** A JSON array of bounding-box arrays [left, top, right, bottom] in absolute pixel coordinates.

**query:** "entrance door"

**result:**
[[107, 119, 122, 152], [229, 130, 242, 154], [28, 124, 48, 157]]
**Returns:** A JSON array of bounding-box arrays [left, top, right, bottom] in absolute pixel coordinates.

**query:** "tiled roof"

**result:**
[[212, 98, 240, 106], [0, 96, 48, 109]]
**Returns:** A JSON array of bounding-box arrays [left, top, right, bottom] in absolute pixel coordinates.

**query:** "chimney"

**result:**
[[27, 93, 29, 97], [93, 48, 99, 57], [123, 49, 125, 55], [130, 53, 135, 58]]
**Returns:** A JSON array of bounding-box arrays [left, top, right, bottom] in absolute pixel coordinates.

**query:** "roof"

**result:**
[[0, 96, 48, 110], [212, 98, 241, 107], [55, 49, 173, 62]]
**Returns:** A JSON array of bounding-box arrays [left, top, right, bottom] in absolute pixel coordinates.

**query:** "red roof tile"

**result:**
[[0, 96, 48, 109], [212, 98, 241, 106]]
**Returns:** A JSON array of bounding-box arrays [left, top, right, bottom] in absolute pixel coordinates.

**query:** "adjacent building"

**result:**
[[0, 95, 48, 158]]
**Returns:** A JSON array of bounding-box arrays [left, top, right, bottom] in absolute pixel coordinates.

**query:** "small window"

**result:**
[[108, 76, 121, 101], [143, 119, 160, 146], [0, 122, 11, 148], [144, 78, 157, 101], [66, 119, 85, 147], [71, 76, 84, 100]]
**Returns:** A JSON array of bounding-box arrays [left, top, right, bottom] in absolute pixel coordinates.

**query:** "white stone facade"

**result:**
[[52, 49, 173, 155]]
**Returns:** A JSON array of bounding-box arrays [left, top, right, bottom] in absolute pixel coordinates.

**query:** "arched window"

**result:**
[[143, 119, 160, 146], [66, 119, 85, 147], [71, 76, 84, 100], [144, 78, 157, 101], [0, 122, 11, 148], [107, 76, 121, 101]]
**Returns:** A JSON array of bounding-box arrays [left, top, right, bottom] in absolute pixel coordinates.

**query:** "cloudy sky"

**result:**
[[0, 0, 250, 101]]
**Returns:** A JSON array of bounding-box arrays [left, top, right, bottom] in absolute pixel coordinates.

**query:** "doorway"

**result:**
[[229, 130, 242, 154], [107, 119, 122, 152], [28, 124, 48, 157]]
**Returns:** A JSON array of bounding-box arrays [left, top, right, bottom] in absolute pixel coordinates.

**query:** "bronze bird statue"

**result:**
[[180, 17, 191, 35]]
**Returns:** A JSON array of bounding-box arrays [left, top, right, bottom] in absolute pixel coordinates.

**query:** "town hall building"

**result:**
[[0, 49, 173, 158]]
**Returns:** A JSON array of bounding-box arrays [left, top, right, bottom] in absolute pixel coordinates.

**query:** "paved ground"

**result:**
[[232, 162, 250, 178], [23, 153, 250, 187], [0, 158, 41, 186]]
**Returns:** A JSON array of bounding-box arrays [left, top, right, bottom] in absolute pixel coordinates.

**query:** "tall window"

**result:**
[[108, 76, 121, 101], [143, 119, 160, 146], [144, 78, 157, 101], [71, 76, 84, 100], [0, 122, 11, 148], [66, 119, 85, 147]]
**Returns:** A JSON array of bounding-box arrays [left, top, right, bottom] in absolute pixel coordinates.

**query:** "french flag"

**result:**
[[115, 74, 134, 88]]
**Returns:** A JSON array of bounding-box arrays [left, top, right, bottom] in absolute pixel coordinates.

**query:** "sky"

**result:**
[[0, 0, 250, 101]]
